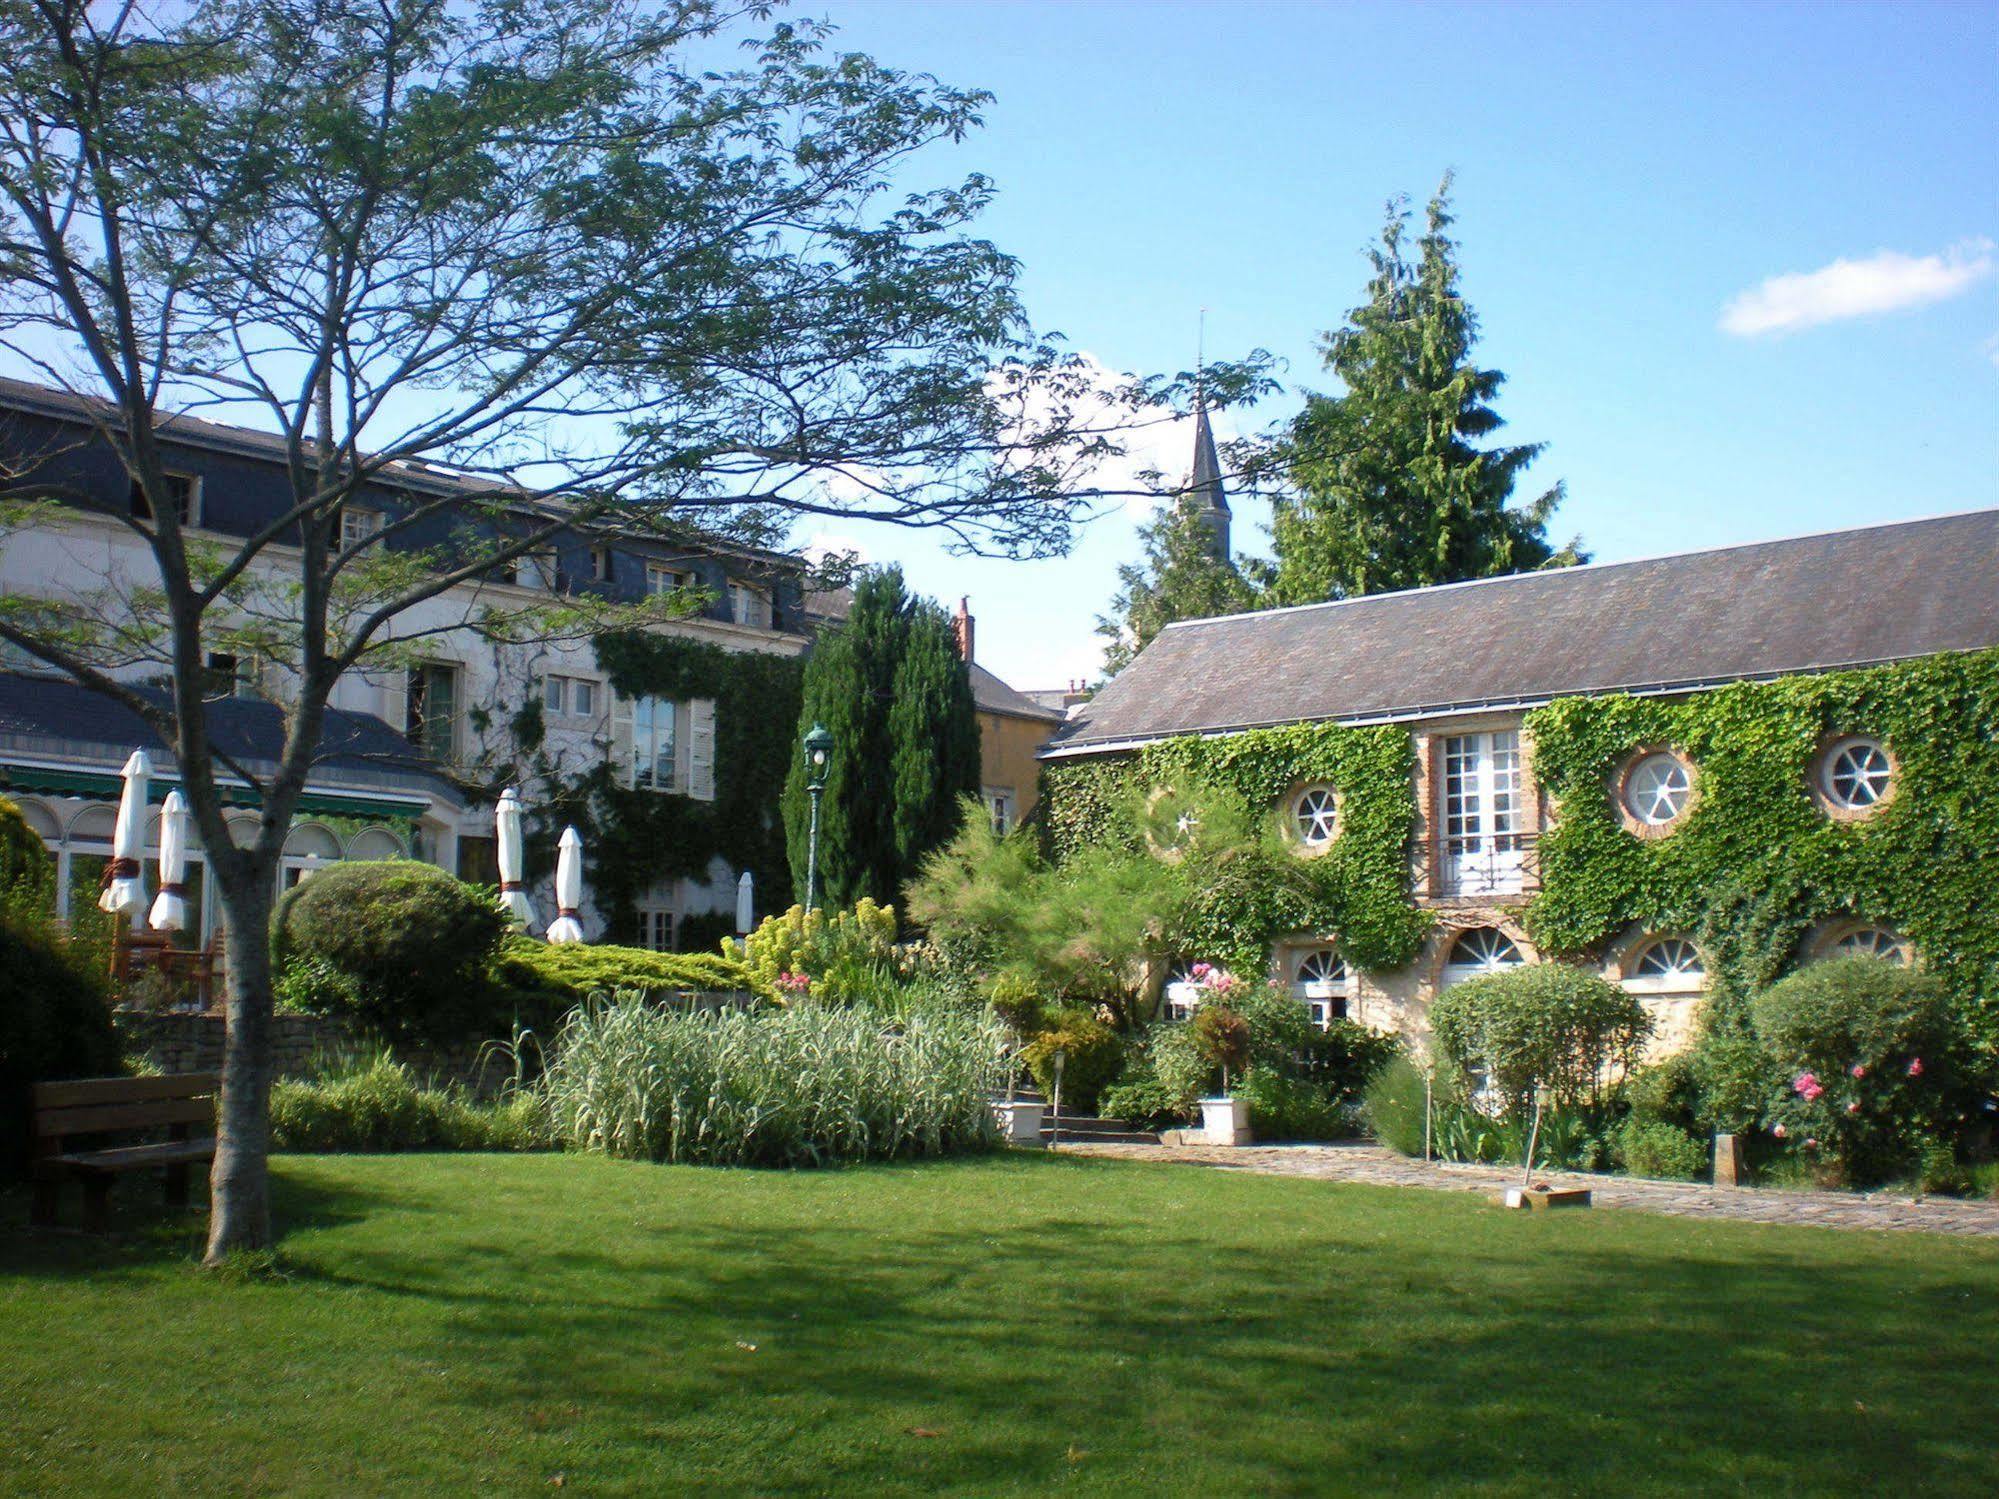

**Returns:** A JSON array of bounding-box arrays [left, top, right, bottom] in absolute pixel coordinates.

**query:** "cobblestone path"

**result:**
[[1053, 1140, 1999, 1236]]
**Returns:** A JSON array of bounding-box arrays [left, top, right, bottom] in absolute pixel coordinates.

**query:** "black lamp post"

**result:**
[[802, 722, 833, 912]]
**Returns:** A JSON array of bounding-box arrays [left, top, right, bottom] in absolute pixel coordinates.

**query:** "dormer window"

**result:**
[[129, 471, 199, 527], [727, 582, 771, 628], [646, 562, 688, 595], [515, 549, 559, 590], [589, 545, 613, 583], [338, 506, 383, 551]]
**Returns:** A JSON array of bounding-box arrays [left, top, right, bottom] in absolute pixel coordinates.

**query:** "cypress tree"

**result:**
[[1270, 175, 1583, 604], [889, 598, 981, 874], [785, 567, 980, 910], [784, 569, 909, 907]]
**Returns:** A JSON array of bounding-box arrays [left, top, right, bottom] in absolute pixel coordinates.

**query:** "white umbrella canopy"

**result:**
[[736, 870, 754, 935], [98, 749, 150, 917], [495, 786, 536, 929], [545, 825, 585, 945], [147, 789, 191, 932]]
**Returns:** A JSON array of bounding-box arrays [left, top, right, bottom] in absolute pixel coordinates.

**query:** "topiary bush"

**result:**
[[1429, 963, 1651, 1115], [724, 899, 897, 1002], [0, 911, 122, 1177], [0, 796, 54, 914], [1751, 957, 1983, 1185], [271, 861, 511, 1042]]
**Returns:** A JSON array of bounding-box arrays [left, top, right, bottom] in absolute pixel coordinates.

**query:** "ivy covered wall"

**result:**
[[1523, 647, 1999, 1048], [1039, 648, 1999, 1049], [528, 632, 805, 946], [1039, 722, 1430, 975]]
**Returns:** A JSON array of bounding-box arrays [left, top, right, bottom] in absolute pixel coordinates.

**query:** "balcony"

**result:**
[[1422, 832, 1542, 901]]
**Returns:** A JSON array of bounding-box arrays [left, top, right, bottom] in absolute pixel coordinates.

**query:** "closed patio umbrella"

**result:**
[[147, 789, 191, 932], [495, 786, 535, 929], [736, 870, 754, 935], [98, 749, 150, 917], [545, 826, 585, 944]]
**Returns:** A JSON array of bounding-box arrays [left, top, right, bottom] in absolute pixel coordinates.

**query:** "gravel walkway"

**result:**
[[1053, 1140, 1999, 1236]]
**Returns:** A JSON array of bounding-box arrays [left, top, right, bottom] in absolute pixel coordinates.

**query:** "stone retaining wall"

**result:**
[[115, 1010, 514, 1095]]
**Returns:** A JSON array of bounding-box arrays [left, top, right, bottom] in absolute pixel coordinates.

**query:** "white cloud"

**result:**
[[799, 532, 871, 566], [1720, 240, 1995, 337]]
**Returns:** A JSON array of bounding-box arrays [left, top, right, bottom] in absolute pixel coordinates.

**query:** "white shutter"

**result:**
[[610, 689, 636, 787], [687, 699, 717, 802], [380, 669, 411, 740]]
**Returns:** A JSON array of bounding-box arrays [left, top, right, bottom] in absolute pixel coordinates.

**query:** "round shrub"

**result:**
[[1429, 963, 1651, 1114], [0, 912, 121, 1177], [1752, 957, 1980, 1185], [272, 861, 510, 1042], [1021, 1007, 1122, 1114], [0, 796, 53, 910]]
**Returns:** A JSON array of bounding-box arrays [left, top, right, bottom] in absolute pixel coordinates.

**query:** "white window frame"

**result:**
[[1440, 731, 1525, 896], [1441, 926, 1525, 988], [589, 545, 613, 583], [1820, 736, 1893, 811], [405, 660, 461, 761], [727, 581, 771, 628], [631, 695, 679, 792], [1624, 936, 1706, 995], [645, 562, 688, 596], [986, 788, 1012, 835], [1623, 752, 1692, 827], [1291, 784, 1340, 848], [543, 674, 599, 719], [1291, 947, 1350, 1027], [338, 506, 384, 551]]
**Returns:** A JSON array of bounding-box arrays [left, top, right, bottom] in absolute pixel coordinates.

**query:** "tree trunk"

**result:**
[[203, 869, 276, 1264]]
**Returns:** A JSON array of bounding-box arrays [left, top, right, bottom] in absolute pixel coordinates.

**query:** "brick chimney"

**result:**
[[952, 596, 974, 663]]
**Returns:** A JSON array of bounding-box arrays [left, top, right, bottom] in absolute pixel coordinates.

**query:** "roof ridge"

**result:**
[[1159, 506, 1999, 631]]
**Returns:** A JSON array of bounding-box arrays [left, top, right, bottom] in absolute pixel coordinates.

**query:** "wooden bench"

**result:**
[[30, 1074, 219, 1233]]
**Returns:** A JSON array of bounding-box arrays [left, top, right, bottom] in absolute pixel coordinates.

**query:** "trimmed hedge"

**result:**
[[491, 937, 750, 1029], [0, 912, 121, 1177]]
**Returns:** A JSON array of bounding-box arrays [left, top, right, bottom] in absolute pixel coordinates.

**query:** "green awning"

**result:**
[[0, 763, 428, 824]]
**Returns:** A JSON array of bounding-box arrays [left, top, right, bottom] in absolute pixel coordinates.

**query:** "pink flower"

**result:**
[[1850, 1063, 1867, 1079], [1772, 1123, 1788, 1139], [1845, 1100, 1861, 1115], [1793, 1071, 1822, 1101], [1190, 963, 1213, 981], [1908, 1058, 1924, 1077], [1804, 1137, 1820, 1151]]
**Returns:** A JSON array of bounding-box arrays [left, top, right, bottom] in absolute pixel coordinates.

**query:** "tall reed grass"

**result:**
[[542, 997, 1007, 1167]]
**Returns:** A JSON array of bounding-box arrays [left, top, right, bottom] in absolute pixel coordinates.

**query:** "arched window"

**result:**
[[1830, 925, 1910, 965], [1442, 927, 1523, 987], [1292, 947, 1350, 1027], [1625, 936, 1705, 993]]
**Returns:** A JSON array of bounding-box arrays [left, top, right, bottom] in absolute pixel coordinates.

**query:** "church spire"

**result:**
[[1186, 393, 1231, 563]]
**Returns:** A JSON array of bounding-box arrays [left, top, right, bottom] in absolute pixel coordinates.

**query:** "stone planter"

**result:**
[[991, 1099, 1046, 1146], [1200, 1095, 1251, 1147]]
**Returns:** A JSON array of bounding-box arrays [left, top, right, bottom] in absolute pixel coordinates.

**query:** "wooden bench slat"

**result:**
[[33, 1097, 216, 1137], [36, 1139, 216, 1176], [33, 1074, 220, 1108]]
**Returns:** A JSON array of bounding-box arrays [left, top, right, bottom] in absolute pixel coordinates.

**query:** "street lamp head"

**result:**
[[803, 722, 834, 788]]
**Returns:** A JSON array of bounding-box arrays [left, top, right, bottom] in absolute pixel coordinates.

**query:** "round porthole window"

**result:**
[[1820, 736, 1893, 814], [1623, 751, 1694, 828], [1290, 784, 1340, 849]]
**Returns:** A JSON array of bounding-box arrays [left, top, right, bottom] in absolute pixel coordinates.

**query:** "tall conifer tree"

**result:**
[[889, 600, 981, 873], [1095, 491, 1262, 675], [784, 568, 979, 908], [1270, 175, 1582, 603]]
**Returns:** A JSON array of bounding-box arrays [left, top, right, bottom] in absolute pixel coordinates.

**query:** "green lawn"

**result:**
[[3, 1153, 1995, 1497]]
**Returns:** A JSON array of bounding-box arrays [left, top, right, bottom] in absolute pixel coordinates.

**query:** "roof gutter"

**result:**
[[1036, 650, 1963, 759]]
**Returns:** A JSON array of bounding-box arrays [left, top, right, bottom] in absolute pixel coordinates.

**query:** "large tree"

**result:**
[[1268, 176, 1582, 603], [782, 566, 976, 908], [0, 0, 1235, 1261]]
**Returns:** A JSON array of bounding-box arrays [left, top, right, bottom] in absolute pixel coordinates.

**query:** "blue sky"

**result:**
[[804, 0, 1999, 691]]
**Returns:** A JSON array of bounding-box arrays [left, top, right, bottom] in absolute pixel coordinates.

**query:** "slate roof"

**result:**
[[0, 671, 461, 805], [971, 662, 1064, 722], [1047, 509, 1999, 754]]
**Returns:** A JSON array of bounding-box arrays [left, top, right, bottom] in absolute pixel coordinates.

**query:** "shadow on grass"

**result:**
[[282, 1152, 1999, 1495]]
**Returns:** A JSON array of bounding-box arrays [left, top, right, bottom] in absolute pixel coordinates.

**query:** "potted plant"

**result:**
[[1193, 1004, 1253, 1146]]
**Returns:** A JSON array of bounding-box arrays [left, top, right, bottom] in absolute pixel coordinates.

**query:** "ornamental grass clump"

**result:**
[[542, 997, 1006, 1167]]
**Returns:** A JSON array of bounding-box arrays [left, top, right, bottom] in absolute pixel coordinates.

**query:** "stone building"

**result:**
[[1040, 509, 1999, 1057], [0, 376, 817, 948], [948, 598, 1064, 833]]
